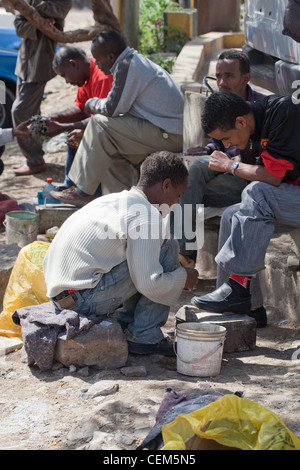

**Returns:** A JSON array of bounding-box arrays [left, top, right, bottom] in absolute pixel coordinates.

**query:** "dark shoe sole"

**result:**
[[127, 340, 175, 356], [248, 306, 267, 328]]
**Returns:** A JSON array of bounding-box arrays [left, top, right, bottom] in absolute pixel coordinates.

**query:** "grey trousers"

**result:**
[[216, 181, 300, 309], [11, 78, 47, 166], [68, 114, 183, 195], [177, 160, 247, 255]]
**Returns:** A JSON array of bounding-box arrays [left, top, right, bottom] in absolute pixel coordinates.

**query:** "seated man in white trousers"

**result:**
[[50, 30, 184, 207]]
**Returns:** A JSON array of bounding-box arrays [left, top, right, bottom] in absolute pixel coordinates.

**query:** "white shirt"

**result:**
[[43, 187, 187, 305], [0, 128, 13, 146]]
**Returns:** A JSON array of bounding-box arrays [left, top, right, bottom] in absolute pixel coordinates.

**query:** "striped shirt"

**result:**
[[43, 187, 187, 305]]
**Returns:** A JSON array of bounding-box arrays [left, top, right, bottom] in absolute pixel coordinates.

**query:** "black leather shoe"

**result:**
[[127, 337, 175, 356], [191, 280, 251, 314], [248, 306, 267, 328]]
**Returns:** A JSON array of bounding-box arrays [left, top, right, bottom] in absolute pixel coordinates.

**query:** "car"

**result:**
[[0, 46, 18, 128], [0, 9, 21, 128], [244, 0, 300, 95]]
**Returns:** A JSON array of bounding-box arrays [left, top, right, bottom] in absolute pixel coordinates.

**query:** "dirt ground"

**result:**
[[0, 8, 300, 452]]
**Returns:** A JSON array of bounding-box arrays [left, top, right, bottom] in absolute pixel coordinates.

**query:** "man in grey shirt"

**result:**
[[49, 30, 184, 207]]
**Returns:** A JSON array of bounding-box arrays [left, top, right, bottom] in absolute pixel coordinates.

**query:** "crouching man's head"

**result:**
[[138, 151, 188, 207]]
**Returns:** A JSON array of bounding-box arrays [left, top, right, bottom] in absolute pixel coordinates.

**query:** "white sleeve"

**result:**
[[126, 220, 187, 306], [0, 128, 13, 146]]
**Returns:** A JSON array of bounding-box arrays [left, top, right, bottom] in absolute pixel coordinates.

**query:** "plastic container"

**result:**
[[175, 322, 226, 377], [4, 211, 38, 247], [42, 178, 60, 205]]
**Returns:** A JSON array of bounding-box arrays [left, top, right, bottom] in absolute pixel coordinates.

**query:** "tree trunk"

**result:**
[[2, 0, 122, 43]]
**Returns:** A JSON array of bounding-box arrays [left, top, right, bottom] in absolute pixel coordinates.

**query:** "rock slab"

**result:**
[[195, 311, 257, 353], [54, 319, 128, 369]]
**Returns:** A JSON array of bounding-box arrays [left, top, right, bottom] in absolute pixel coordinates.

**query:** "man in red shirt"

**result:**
[[44, 45, 113, 190]]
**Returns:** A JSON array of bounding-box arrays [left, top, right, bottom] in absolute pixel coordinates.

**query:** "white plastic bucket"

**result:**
[[4, 211, 38, 247], [175, 322, 226, 377]]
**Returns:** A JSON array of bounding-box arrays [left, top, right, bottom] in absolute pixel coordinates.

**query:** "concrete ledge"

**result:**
[[172, 31, 245, 90], [223, 32, 245, 49], [259, 234, 300, 323]]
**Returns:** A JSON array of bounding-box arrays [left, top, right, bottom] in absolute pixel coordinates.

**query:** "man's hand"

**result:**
[[12, 120, 32, 138], [208, 150, 232, 173], [67, 129, 84, 148], [41, 119, 64, 137], [183, 267, 199, 291]]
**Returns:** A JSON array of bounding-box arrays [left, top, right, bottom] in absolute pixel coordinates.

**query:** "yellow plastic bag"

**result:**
[[0, 241, 50, 339], [162, 394, 300, 451]]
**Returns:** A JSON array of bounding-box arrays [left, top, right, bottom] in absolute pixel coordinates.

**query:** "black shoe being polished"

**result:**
[[248, 306, 267, 328], [191, 278, 251, 315], [127, 336, 175, 356]]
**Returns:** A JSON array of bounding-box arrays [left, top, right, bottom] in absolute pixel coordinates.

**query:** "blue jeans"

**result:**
[[174, 160, 247, 256], [63, 239, 180, 344], [63, 145, 76, 188], [216, 181, 300, 307], [64, 146, 102, 197], [216, 202, 264, 309]]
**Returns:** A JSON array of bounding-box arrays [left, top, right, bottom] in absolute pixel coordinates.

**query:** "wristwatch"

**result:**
[[231, 161, 239, 175]]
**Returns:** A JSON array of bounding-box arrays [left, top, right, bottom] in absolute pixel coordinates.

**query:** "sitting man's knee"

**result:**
[[242, 181, 271, 201]]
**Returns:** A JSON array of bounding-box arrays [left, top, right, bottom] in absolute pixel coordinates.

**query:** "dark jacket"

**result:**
[[252, 95, 300, 182]]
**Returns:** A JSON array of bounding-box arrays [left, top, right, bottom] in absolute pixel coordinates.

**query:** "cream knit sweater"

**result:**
[[43, 187, 187, 305]]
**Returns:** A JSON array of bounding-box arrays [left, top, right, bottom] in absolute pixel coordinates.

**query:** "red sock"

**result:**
[[229, 274, 251, 289]]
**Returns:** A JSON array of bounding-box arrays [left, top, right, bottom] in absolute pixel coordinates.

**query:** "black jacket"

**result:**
[[251, 95, 300, 182]]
